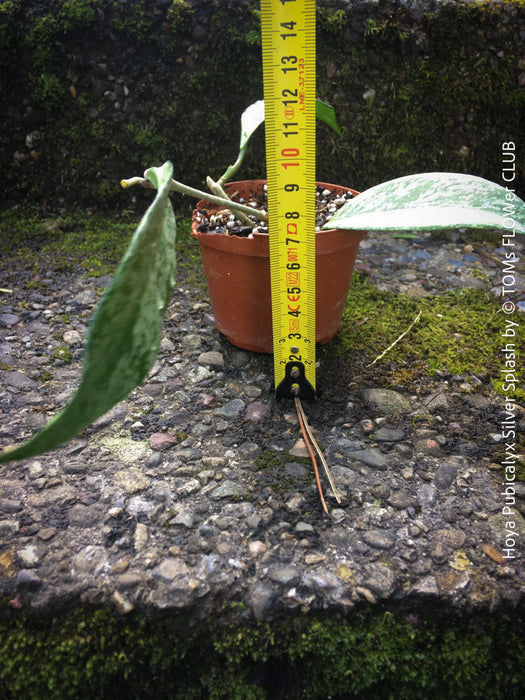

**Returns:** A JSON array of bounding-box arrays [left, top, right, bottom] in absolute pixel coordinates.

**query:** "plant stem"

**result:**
[[121, 175, 268, 224], [217, 145, 247, 187], [206, 176, 254, 226]]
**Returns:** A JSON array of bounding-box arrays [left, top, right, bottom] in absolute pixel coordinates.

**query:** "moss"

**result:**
[[253, 449, 314, 495], [174, 217, 207, 291], [0, 209, 205, 307], [253, 449, 288, 473], [26, 14, 61, 69], [30, 72, 67, 112], [315, 0, 524, 192], [0, 606, 187, 698], [51, 345, 74, 364], [36, 369, 54, 382], [2, 0, 524, 207], [336, 272, 524, 395], [124, 123, 170, 170], [317, 7, 347, 33], [363, 15, 409, 42], [253, 449, 311, 474], [0, 605, 524, 698], [0, 0, 19, 66], [108, 0, 157, 43], [493, 440, 525, 482], [166, 0, 194, 29], [0, 211, 135, 280], [60, 0, 98, 32]]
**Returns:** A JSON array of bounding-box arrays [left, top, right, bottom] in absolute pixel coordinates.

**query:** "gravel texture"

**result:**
[[0, 225, 524, 621]]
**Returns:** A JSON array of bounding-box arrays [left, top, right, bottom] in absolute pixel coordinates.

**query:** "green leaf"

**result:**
[[325, 172, 525, 233], [315, 99, 342, 136], [0, 161, 176, 463], [239, 98, 341, 151]]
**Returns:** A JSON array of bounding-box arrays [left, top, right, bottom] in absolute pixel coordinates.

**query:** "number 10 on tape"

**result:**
[[261, 0, 317, 400]]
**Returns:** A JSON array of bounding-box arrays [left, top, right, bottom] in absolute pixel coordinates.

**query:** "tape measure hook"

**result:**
[[275, 361, 316, 401]]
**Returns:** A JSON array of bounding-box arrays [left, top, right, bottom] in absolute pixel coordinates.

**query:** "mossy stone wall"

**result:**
[[1, 605, 524, 698], [0, 0, 523, 212]]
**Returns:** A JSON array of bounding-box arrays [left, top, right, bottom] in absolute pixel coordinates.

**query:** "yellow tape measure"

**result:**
[[261, 0, 316, 400]]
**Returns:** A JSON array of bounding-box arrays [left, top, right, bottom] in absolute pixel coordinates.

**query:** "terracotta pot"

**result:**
[[191, 180, 366, 353]]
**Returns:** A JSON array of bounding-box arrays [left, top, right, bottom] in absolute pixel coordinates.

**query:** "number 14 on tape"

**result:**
[[261, 0, 317, 400]]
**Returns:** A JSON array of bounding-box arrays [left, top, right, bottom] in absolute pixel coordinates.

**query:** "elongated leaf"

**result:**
[[325, 172, 525, 233], [0, 161, 176, 463], [239, 98, 341, 151]]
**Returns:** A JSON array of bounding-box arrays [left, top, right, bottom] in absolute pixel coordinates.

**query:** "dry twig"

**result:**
[[367, 310, 422, 367]]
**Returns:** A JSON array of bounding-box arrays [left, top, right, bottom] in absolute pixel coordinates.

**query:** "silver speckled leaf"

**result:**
[[0, 162, 176, 463], [240, 100, 265, 151], [324, 172, 525, 233]]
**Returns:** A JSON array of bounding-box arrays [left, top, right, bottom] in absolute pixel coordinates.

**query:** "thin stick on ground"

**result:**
[[294, 397, 329, 515], [294, 397, 342, 514], [367, 310, 422, 367], [295, 398, 342, 505]]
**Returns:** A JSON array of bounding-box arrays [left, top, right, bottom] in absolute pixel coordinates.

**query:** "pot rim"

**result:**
[[191, 179, 363, 246]]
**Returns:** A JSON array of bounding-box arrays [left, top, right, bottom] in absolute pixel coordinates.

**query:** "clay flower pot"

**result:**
[[191, 180, 366, 353]]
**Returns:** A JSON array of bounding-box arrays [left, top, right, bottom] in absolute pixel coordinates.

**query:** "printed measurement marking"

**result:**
[[262, 1, 316, 398]]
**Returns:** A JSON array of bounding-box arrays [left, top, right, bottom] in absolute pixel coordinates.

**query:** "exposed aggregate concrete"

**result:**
[[0, 227, 524, 622]]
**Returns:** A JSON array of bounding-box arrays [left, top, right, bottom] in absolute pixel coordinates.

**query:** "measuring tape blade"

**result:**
[[261, 0, 316, 400]]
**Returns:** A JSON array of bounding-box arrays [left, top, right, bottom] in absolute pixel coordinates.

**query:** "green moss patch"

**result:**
[[0, 606, 523, 698], [336, 273, 523, 396], [0, 212, 130, 279], [253, 449, 315, 496], [0, 211, 201, 287]]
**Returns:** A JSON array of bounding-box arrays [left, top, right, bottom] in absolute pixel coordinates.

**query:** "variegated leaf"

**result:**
[[240, 100, 265, 151], [325, 172, 525, 233], [0, 162, 176, 463]]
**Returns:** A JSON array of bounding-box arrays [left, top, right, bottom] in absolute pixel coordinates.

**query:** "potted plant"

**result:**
[[1, 99, 524, 465], [126, 100, 365, 353]]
